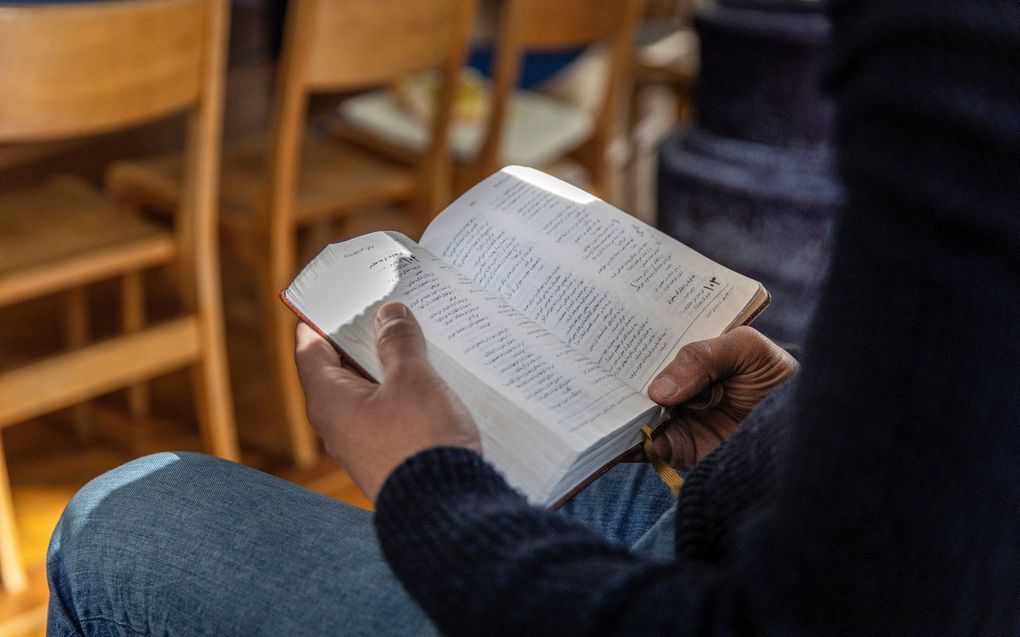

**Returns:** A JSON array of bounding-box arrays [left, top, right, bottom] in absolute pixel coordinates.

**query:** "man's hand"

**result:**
[[295, 302, 480, 502], [648, 326, 798, 471]]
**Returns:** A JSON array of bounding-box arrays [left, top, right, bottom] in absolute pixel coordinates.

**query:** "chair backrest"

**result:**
[[476, 0, 646, 178], [505, 0, 635, 49], [0, 0, 215, 143], [302, 0, 474, 91], [0, 0, 228, 293], [263, 0, 476, 231]]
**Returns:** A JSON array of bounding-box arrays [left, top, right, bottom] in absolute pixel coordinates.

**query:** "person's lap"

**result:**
[[47, 452, 675, 636]]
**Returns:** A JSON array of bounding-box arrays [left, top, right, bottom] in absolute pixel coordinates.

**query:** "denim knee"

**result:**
[[47, 452, 226, 632], [48, 452, 220, 574]]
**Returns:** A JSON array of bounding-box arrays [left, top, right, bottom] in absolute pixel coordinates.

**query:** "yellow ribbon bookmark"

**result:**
[[641, 384, 724, 496], [641, 425, 685, 497]]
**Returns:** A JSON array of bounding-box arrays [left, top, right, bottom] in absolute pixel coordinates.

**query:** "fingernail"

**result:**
[[376, 302, 408, 324], [650, 376, 678, 399]]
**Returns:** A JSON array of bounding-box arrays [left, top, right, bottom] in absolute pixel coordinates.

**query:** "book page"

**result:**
[[420, 166, 762, 394], [283, 231, 659, 504]]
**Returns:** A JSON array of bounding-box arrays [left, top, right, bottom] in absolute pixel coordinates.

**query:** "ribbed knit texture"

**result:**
[[375, 1, 1020, 634]]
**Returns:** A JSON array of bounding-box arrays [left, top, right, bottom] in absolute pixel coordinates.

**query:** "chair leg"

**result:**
[[189, 255, 240, 463], [0, 433, 27, 594], [258, 260, 318, 469], [453, 163, 487, 201], [304, 218, 333, 264], [122, 272, 151, 419], [568, 135, 613, 202], [190, 334, 240, 462], [416, 161, 452, 232], [65, 287, 93, 442]]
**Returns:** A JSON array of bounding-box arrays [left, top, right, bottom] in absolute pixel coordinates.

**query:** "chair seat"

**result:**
[[339, 88, 595, 167], [107, 137, 419, 226], [0, 176, 176, 306], [634, 24, 698, 77]]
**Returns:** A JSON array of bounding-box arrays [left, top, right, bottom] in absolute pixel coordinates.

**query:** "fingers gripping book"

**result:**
[[283, 166, 769, 507]]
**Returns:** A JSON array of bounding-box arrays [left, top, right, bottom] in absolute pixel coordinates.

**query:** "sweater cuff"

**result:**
[[376, 446, 522, 516]]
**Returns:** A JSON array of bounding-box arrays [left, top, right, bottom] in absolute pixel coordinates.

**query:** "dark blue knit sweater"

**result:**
[[374, 1, 1020, 634]]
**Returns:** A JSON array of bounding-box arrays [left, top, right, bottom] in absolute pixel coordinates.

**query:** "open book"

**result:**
[[282, 166, 769, 507]]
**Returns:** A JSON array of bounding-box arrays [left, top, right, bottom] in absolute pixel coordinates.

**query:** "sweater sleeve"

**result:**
[[375, 380, 795, 635], [375, 447, 743, 635], [374, 1, 1020, 634]]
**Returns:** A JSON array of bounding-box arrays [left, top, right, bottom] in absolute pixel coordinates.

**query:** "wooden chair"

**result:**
[[339, 0, 647, 199], [0, 0, 239, 593], [622, 4, 699, 216], [106, 0, 477, 468]]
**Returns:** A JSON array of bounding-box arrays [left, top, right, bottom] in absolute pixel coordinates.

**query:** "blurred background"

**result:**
[[0, 0, 840, 633]]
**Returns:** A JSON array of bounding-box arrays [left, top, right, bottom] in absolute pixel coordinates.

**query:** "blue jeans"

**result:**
[[46, 453, 676, 636]]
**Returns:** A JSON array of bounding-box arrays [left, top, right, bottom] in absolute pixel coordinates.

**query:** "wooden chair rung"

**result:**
[[0, 318, 201, 429], [0, 239, 175, 308]]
